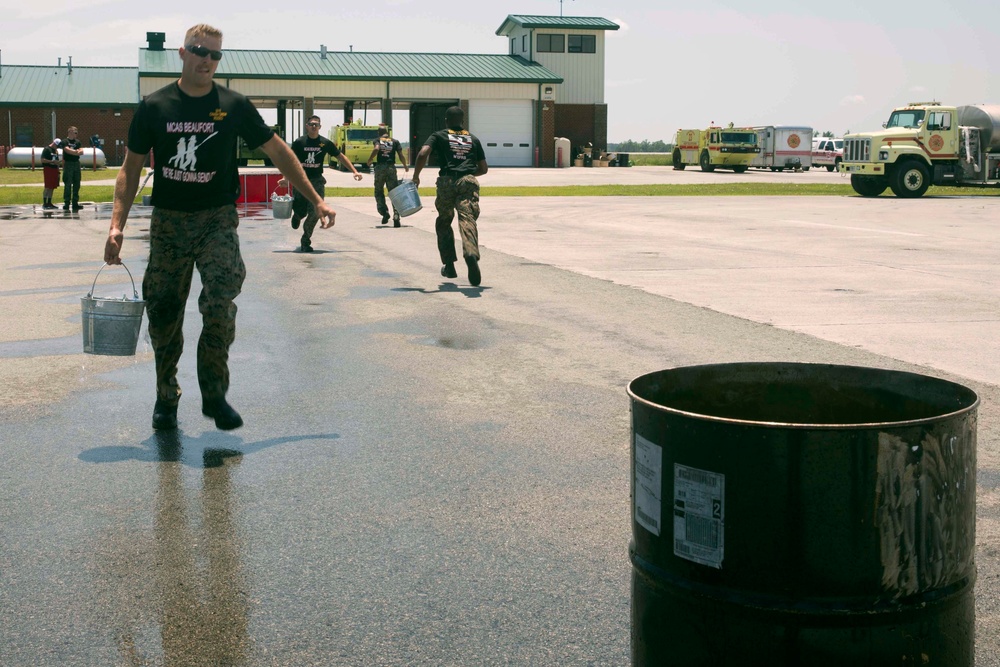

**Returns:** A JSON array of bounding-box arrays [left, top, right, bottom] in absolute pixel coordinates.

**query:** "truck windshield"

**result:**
[[720, 132, 756, 145], [347, 129, 380, 142], [885, 110, 926, 129]]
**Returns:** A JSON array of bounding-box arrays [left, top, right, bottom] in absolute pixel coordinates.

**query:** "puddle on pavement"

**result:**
[[418, 334, 483, 350], [0, 202, 272, 223]]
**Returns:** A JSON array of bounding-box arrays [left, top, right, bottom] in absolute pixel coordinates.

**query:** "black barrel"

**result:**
[[618, 152, 631, 167], [627, 363, 978, 666]]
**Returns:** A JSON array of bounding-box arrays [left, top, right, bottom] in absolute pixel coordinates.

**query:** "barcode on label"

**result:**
[[636, 507, 659, 533], [685, 515, 720, 549], [677, 466, 719, 488]]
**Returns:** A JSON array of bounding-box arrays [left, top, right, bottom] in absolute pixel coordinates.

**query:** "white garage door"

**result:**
[[469, 100, 533, 167]]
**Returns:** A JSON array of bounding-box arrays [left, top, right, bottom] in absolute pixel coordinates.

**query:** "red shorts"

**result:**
[[43, 167, 60, 189]]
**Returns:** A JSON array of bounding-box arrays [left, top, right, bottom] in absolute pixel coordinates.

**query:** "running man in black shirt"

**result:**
[[278, 115, 362, 252], [365, 127, 408, 227], [413, 106, 488, 286], [104, 23, 337, 432]]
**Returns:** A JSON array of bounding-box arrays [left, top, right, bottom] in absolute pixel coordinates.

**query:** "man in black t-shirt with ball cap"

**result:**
[[279, 115, 362, 252]]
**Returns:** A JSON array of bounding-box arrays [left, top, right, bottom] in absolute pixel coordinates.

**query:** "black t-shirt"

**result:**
[[424, 128, 486, 176], [128, 82, 274, 211], [62, 138, 81, 163], [373, 138, 402, 166], [290, 135, 341, 179], [41, 147, 60, 168]]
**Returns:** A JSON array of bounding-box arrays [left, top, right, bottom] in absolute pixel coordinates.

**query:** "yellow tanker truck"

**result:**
[[672, 125, 759, 173], [841, 102, 1000, 197], [329, 119, 385, 171]]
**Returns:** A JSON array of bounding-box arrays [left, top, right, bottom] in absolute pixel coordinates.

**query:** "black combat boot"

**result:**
[[152, 399, 178, 430], [202, 397, 243, 431]]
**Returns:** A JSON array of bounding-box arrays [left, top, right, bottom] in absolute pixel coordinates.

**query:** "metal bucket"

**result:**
[[387, 180, 422, 217], [81, 263, 146, 356], [271, 190, 293, 219], [628, 362, 978, 666]]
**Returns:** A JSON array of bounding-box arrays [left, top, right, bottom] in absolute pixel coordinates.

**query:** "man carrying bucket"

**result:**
[[278, 115, 362, 252], [412, 106, 488, 286], [104, 23, 337, 431], [365, 127, 408, 227]]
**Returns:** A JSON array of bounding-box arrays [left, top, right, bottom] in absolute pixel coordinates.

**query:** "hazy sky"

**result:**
[[4, 0, 999, 141]]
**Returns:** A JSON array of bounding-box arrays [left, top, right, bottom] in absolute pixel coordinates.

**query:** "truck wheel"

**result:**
[[700, 151, 715, 172], [850, 174, 888, 197], [732, 165, 748, 173], [889, 160, 930, 198], [826, 165, 835, 172], [672, 149, 685, 170]]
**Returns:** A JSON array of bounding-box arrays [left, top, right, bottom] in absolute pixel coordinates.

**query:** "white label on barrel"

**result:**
[[673, 464, 725, 569], [634, 434, 662, 536]]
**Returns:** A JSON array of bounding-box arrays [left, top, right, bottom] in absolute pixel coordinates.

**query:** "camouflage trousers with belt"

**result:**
[[373, 164, 400, 221], [142, 204, 246, 405], [292, 177, 326, 244], [434, 174, 480, 263]]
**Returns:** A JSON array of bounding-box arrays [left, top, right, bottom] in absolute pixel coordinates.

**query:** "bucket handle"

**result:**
[[88, 262, 139, 300]]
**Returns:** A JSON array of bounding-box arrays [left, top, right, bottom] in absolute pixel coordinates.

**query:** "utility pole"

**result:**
[[559, 0, 574, 17]]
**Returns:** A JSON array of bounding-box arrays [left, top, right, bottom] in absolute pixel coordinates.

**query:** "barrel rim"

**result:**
[[626, 362, 980, 430]]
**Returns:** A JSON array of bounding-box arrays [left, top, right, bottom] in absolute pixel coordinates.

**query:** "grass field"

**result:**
[[1, 167, 996, 205], [0, 168, 136, 184]]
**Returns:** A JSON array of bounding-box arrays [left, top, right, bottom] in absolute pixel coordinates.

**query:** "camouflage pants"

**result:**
[[434, 174, 480, 263], [292, 177, 326, 244], [373, 164, 400, 220], [63, 161, 81, 206], [143, 205, 246, 405]]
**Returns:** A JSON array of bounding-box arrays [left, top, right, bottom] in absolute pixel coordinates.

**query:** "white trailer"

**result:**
[[750, 126, 813, 171]]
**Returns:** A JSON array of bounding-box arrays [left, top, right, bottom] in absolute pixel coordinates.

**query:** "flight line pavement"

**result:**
[[0, 168, 1000, 665]]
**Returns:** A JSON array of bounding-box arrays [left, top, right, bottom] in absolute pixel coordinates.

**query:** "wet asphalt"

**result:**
[[1, 177, 999, 665]]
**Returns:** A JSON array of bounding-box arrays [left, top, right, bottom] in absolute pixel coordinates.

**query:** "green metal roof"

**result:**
[[139, 49, 562, 84], [496, 15, 620, 35], [0, 65, 138, 106]]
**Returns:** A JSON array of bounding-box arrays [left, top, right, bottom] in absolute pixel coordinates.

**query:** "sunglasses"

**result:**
[[306, 122, 321, 127], [186, 44, 223, 61]]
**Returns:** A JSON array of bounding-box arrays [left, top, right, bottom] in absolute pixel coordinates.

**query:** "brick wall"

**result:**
[[538, 101, 556, 167], [554, 103, 608, 155], [0, 106, 136, 165]]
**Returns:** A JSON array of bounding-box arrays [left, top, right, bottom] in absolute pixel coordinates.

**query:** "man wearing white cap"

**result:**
[[40, 139, 62, 210]]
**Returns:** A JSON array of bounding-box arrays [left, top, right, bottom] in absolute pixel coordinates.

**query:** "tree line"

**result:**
[[608, 139, 671, 152]]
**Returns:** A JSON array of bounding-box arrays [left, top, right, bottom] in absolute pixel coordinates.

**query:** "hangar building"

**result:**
[[0, 14, 618, 168]]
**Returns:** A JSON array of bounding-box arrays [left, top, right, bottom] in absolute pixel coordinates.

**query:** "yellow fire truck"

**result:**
[[329, 119, 386, 171], [672, 125, 759, 173], [841, 102, 1000, 198]]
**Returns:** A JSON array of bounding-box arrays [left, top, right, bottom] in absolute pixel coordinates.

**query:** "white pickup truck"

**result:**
[[812, 137, 843, 172]]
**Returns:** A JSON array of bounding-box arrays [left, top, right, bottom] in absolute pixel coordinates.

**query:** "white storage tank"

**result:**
[[6, 147, 107, 169], [554, 137, 572, 168]]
